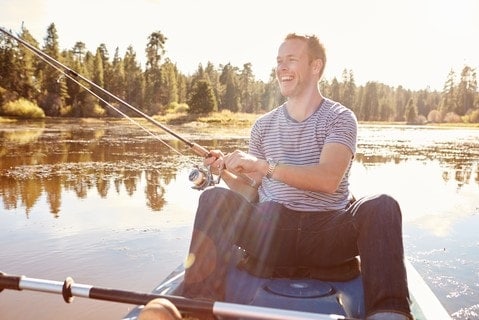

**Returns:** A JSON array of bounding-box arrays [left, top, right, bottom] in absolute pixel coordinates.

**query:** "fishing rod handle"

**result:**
[[190, 143, 210, 158]]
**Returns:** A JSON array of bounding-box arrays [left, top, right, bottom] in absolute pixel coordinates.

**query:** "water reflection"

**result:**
[[1, 157, 177, 217], [356, 125, 479, 192], [1, 120, 478, 319], [0, 121, 478, 218]]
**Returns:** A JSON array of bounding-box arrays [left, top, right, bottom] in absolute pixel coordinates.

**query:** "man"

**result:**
[[182, 33, 412, 320]]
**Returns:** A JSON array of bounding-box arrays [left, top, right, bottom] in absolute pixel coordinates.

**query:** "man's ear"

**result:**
[[312, 59, 323, 75]]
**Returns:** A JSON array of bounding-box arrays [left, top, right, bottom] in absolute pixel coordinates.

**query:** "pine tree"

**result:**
[[18, 27, 40, 100], [405, 98, 418, 124], [0, 29, 19, 98], [456, 66, 477, 116], [123, 46, 144, 113], [38, 23, 68, 116], [219, 63, 240, 112], [188, 79, 217, 114], [440, 69, 456, 115]]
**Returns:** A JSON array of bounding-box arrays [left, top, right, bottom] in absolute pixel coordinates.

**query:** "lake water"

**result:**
[[0, 119, 478, 320]]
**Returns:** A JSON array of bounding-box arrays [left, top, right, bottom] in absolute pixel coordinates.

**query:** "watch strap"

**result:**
[[266, 158, 278, 179]]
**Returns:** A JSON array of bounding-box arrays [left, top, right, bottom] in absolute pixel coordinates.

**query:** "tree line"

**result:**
[[1, 23, 478, 123]]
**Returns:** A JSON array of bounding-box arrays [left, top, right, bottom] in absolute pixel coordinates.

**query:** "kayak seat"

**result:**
[[237, 253, 361, 282]]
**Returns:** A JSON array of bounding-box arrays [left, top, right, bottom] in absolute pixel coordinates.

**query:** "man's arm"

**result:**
[[204, 150, 260, 202], [225, 143, 352, 194], [219, 170, 259, 202], [267, 143, 353, 193]]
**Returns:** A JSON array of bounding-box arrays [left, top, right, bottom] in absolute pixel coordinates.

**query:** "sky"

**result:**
[[1, 0, 478, 91]]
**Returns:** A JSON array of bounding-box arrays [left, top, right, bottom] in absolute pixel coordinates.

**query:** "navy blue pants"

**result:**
[[183, 187, 411, 317]]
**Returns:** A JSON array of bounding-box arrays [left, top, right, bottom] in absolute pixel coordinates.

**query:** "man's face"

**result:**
[[275, 38, 313, 98]]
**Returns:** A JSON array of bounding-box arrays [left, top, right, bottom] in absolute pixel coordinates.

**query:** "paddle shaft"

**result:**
[[0, 272, 213, 315], [0, 272, 355, 320]]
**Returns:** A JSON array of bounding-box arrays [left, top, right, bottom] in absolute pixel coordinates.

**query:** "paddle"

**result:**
[[0, 271, 357, 320]]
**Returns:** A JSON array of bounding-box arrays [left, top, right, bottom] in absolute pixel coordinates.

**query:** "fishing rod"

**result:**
[[0, 27, 205, 155], [0, 271, 356, 320], [0, 26, 233, 190]]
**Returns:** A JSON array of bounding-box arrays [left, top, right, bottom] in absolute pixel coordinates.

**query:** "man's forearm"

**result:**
[[220, 170, 259, 203]]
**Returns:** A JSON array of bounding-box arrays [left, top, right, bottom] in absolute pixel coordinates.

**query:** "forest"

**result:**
[[1, 23, 478, 124]]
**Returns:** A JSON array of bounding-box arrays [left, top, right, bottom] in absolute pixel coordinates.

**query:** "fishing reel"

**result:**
[[189, 164, 221, 190]]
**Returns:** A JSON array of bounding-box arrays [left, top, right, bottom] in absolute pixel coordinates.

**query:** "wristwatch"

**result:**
[[266, 158, 279, 179]]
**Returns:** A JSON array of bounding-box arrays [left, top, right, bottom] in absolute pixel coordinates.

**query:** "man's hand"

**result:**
[[224, 150, 266, 176], [138, 298, 182, 320], [204, 149, 224, 175]]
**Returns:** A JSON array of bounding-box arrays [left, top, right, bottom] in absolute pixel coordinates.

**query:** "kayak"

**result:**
[[122, 246, 452, 320]]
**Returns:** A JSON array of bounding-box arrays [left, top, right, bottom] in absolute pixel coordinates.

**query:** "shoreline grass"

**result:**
[[1, 113, 478, 128]]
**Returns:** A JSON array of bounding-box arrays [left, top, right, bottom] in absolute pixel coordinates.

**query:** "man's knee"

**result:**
[[362, 194, 400, 213], [198, 187, 231, 206], [355, 194, 402, 227]]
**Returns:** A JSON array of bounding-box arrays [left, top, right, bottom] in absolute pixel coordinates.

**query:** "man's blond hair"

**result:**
[[285, 33, 327, 79]]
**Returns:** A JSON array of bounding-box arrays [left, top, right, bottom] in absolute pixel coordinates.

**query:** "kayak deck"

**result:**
[[123, 248, 451, 320], [124, 247, 365, 319]]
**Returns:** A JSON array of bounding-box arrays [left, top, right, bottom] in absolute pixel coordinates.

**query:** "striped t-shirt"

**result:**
[[249, 98, 357, 211]]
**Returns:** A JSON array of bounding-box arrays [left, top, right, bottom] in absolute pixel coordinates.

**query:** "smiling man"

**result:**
[[182, 33, 413, 320]]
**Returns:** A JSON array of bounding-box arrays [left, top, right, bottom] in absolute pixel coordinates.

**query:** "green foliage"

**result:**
[[188, 79, 217, 114], [1, 24, 478, 124], [36, 23, 68, 116], [427, 109, 442, 123], [1, 98, 45, 118], [469, 109, 479, 123], [146, 31, 167, 69], [123, 46, 145, 114], [219, 63, 241, 112], [360, 82, 379, 121], [166, 101, 189, 113], [0, 86, 17, 105], [65, 91, 106, 117], [405, 98, 418, 124], [443, 112, 461, 123]]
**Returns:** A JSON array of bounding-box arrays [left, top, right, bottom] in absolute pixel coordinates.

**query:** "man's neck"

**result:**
[[286, 90, 324, 122]]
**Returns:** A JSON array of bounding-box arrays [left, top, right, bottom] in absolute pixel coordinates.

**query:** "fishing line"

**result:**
[[49, 65, 184, 156], [2, 27, 183, 155], [0, 27, 210, 155], [0, 26, 254, 190]]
